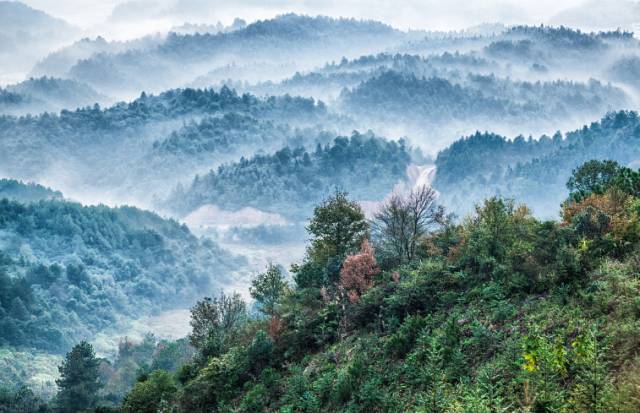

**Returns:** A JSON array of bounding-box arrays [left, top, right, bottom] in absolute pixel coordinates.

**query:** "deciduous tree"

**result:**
[[250, 263, 288, 316], [189, 292, 247, 359], [373, 186, 443, 264], [339, 239, 380, 303]]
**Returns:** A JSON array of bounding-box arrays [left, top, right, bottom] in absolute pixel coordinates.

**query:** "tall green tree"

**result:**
[[189, 292, 247, 360], [567, 160, 623, 201], [250, 263, 288, 316], [294, 191, 368, 288], [307, 191, 368, 264], [55, 341, 102, 413]]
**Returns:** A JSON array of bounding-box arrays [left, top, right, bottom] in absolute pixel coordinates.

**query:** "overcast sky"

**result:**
[[21, 0, 640, 39]]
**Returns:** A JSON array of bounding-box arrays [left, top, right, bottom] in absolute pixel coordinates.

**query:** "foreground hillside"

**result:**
[[142, 161, 640, 412], [6, 159, 640, 412]]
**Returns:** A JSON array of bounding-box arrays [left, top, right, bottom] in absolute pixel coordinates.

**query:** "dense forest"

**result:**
[[339, 70, 627, 149], [150, 113, 335, 165], [0, 86, 334, 205], [434, 111, 640, 216], [0, 191, 243, 352], [166, 133, 411, 218], [63, 14, 413, 96], [5, 160, 640, 412], [0, 181, 244, 397], [0, 179, 63, 202], [4, 4, 640, 411]]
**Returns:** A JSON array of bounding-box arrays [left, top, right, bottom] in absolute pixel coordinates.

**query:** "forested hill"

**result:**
[[0, 86, 326, 148], [166, 132, 411, 218], [72, 159, 640, 413], [0, 86, 332, 204], [338, 70, 627, 148], [0, 184, 244, 353], [433, 110, 640, 216], [0, 77, 106, 116], [64, 14, 411, 96], [0, 179, 63, 203]]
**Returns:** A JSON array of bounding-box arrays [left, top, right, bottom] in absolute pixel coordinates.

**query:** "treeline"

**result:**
[[66, 14, 408, 96], [505, 25, 632, 47], [152, 112, 333, 158], [0, 86, 324, 133], [0, 77, 105, 116], [434, 110, 640, 215], [0, 179, 63, 203], [0, 85, 331, 199], [485, 25, 632, 62], [244, 52, 494, 99], [340, 70, 626, 127], [340, 71, 515, 124], [167, 132, 411, 218]]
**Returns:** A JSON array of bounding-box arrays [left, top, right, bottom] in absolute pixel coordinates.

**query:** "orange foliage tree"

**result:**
[[339, 239, 381, 303]]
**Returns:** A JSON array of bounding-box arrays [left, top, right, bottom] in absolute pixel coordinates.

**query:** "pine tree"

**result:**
[[55, 341, 102, 412]]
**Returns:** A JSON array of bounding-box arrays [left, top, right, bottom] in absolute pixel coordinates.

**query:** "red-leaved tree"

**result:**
[[339, 239, 381, 303]]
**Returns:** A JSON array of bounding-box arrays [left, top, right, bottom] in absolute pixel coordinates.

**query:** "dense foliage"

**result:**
[[168, 132, 411, 218], [0, 185, 242, 352], [340, 70, 625, 132], [65, 14, 408, 96], [54, 341, 102, 412], [0, 85, 330, 203], [4, 9, 640, 411], [78, 162, 640, 412], [434, 111, 640, 216], [149, 112, 335, 171], [0, 179, 62, 203]]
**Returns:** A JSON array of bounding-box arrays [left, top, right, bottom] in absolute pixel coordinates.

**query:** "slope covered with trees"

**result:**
[[0, 184, 243, 353], [0, 179, 63, 203], [433, 110, 640, 216], [11, 161, 640, 412], [125, 166, 640, 412], [0, 77, 106, 116], [339, 70, 627, 149], [0, 86, 333, 205], [148, 112, 335, 170], [61, 14, 413, 97], [167, 133, 411, 218]]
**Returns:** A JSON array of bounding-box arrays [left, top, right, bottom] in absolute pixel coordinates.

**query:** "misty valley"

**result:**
[[2, 1, 640, 412]]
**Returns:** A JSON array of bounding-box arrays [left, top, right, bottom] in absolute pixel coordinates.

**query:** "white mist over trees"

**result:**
[[1, 1, 640, 410]]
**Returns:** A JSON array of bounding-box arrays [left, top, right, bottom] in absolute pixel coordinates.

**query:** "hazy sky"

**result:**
[[22, 0, 626, 40]]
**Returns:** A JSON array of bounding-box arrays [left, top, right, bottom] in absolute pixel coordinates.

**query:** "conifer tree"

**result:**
[[55, 341, 102, 413]]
